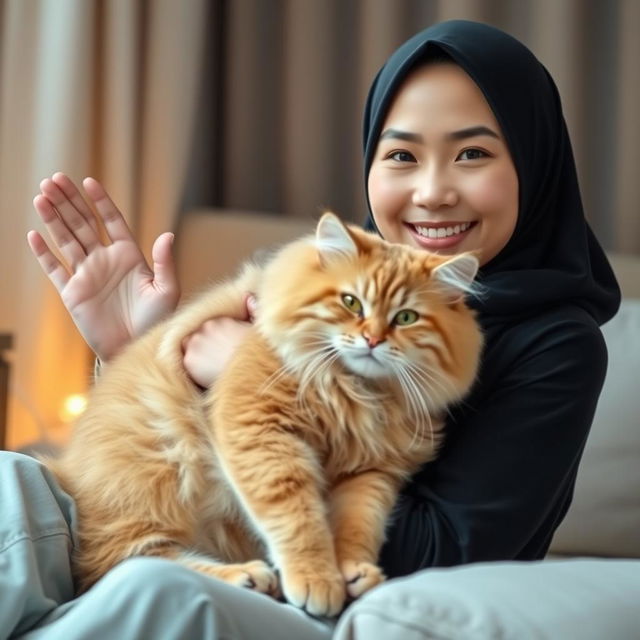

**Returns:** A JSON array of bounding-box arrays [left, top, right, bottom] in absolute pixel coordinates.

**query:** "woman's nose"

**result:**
[[411, 167, 458, 209]]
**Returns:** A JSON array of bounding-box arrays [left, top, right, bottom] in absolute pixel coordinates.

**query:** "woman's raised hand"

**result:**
[[28, 173, 181, 362]]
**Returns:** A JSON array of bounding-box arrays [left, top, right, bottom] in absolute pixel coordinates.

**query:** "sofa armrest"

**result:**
[[549, 299, 640, 558], [175, 209, 314, 297]]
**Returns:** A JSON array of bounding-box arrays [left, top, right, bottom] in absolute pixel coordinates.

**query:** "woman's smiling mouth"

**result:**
[[406, 221, 477, 249]]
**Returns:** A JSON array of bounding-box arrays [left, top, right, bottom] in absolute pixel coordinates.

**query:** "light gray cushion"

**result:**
[[550, 299, 640, 557], [333, 559, 640, 640]]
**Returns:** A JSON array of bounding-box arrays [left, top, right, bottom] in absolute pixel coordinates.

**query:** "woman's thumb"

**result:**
[[152, 232, 180, 298]]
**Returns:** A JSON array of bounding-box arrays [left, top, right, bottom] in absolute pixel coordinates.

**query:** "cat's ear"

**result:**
[[315, 212, 358, 264], [431, 252, 479, 304]]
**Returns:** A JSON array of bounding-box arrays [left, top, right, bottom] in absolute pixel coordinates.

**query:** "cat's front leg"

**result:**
[[329, 470, 402, 598], [219, 431, 345, 617]]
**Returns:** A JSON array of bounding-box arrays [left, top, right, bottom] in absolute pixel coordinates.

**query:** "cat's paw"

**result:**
[[281, 566, 346, 617], [214, 560, 280, 596], [340, 560, 386, 598]]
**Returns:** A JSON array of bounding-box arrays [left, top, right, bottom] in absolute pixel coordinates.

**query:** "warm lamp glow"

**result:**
[[59, 393, 88, 423]]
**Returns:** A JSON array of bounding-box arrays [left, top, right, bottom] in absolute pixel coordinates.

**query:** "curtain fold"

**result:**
[[614, 0, 640, 252], [136, 0, 208, 257], [0, 0, 99, 449]]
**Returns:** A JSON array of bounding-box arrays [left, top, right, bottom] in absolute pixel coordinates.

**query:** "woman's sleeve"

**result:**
[[379, 313, 609, 577]]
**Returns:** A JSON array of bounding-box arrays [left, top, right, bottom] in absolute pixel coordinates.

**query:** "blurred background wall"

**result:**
[[1, 0, 638, 450]]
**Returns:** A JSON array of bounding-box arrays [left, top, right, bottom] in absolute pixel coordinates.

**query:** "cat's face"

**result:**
[[311, 262, 447, 380], [258, 214, 482, 406]]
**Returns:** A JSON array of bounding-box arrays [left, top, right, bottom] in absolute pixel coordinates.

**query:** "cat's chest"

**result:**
[[303, 379, 433, 474]]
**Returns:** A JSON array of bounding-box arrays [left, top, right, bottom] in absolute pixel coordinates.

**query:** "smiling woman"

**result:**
[[360, 20, 620, 584], [367, 61, 518, 265]]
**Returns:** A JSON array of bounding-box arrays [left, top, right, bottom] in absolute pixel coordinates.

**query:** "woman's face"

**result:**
[[367, 63, 519, 266]]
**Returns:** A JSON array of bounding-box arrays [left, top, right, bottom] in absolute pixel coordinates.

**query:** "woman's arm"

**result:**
[[379, 309, 608, 577]]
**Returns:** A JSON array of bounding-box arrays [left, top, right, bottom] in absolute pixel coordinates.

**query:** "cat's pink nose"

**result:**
[[364, 333, 384, 348]]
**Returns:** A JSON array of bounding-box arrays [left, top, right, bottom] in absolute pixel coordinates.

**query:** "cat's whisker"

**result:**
[[386, 349, 456, 408], [258, 363, 293, 396], [297, 353, 341, 414], [403, 359, 450, 392], [386, 354, 444, 449], [386, 362, 424, 439], [392, 364, 432, 448], [297, 346, 341, 408], [259, 335, 336, 397], [299, 342, 338, 369], [392, 364, 424, 419], [394, 379, 423, 448], [404, 359, 458, 401], [404, 365, 458, 426], [403, 390, 428, 451]]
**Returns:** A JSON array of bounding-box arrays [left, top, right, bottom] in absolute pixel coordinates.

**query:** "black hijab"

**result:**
[[363, 20, 620, 327]]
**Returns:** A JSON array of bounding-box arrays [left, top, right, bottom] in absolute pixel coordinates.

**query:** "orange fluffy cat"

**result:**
[[45, 213, 483, 617]]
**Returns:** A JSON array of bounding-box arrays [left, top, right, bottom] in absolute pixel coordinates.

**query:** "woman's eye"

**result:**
[[457, 148, 488, 161], [341, 294, 363, 316], [393, 309, 418, 326], [388, 151, 416, 163]]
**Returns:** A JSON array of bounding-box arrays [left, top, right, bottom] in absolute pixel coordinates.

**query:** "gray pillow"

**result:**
[[334, 559, 640, 639]]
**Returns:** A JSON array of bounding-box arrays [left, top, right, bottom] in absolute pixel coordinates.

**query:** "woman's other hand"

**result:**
[[182, 294, 257, 389], [28, 173, 180, 362]]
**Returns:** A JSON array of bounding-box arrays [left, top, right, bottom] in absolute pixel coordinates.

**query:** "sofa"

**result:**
[[176, 209, 640, 639]]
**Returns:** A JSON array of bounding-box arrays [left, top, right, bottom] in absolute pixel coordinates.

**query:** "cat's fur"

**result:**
[[45, 213, 483, 617]]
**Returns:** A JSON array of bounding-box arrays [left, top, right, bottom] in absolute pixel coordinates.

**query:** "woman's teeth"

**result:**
[[414, 222, 472, 238]]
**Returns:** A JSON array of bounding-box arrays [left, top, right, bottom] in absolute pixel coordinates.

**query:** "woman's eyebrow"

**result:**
[[379, 125, 499, 143], [446, 125, 499, 141], [379, 128, 423, 143]]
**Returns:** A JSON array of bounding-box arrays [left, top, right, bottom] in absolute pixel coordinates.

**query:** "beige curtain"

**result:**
[[2, 0, 638, 450], [0, 0, 207, 449]]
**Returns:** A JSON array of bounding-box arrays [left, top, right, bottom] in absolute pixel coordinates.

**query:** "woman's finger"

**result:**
[[33, 192, 88, 271], [51, 171, 101, 234], [82, 177, 135, 244], [40, 176, 101, 255], [26, 228, 70, 293], [246, 294, 258, 322]]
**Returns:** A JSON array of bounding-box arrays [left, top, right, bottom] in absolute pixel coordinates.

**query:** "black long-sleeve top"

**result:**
[[380, 305, 608, 576]]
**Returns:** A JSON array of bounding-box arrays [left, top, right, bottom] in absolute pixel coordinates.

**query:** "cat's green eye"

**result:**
[[393, 309, 419, 326], [341, 293, 363, 316]]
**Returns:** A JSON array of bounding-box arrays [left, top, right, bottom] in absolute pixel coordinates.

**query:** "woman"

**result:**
[[3, 20, 619, 639], [361, 20, 619, 575]]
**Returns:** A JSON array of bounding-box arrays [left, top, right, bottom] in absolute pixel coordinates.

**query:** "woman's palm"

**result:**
[[61, 238, 175, 361], [29, 174, 179, 361]]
